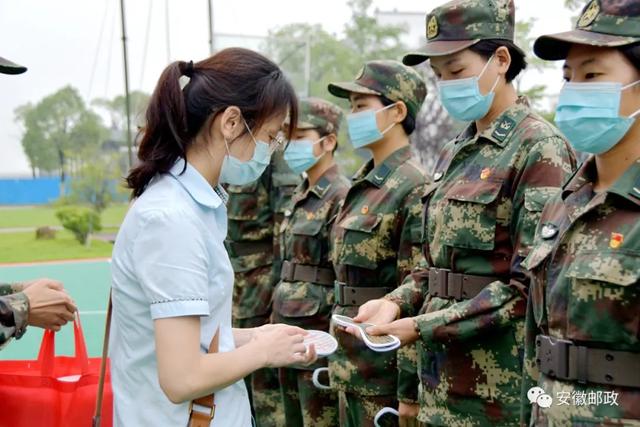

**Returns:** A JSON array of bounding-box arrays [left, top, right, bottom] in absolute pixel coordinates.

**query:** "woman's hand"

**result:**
[[342, 298, 400, 337], [366, 318, 420, 346], [251, 323, 317, 368], [399, 402, 420, 427]]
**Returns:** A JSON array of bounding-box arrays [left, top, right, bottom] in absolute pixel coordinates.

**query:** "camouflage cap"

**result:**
[[0, 56, 27, 75], [296, 97, 344, 135], [327, 60, 427, 119], [534, 0, 640, 60], [403, 0, 523, 66]]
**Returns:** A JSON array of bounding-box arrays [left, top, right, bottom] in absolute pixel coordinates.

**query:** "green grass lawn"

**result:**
[[0, 231, 113, 264], [0, 204, 128, 229]]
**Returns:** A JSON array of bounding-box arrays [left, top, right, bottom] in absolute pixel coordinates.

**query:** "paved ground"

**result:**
[[0, 259, 111, 360]]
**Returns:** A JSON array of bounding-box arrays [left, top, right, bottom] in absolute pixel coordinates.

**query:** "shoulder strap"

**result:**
[[188, 329, 219, 427], [92, 293, 112, 427]]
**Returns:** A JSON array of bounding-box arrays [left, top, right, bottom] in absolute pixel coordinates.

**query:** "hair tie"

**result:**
[[270, 69, 281, 80], [184, 60, 194, 78]]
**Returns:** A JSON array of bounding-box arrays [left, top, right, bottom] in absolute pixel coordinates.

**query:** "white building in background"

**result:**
[[375, 9, 425, 50]]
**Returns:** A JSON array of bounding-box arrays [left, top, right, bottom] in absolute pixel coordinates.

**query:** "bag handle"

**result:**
[[38, 314, 90, 377], [187, 328, 219, 427], [92, 292, 112, 427]]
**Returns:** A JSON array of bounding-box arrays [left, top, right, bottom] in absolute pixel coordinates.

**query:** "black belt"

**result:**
[[224, 240, 272, 257], [280, 260, 335, 286], [334, 282, 391, 306], [428, 268, 500, 301], [536, 335, 640, 388]]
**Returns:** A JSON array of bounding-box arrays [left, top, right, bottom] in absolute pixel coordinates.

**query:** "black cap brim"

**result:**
[[0, 57, 27, 75], [534, 29, 640, 61]]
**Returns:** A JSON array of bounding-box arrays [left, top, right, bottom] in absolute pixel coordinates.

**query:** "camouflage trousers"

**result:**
[[279, 367, 339, 427], [235, 315, 285, 427], [339, 391, 397, 427]]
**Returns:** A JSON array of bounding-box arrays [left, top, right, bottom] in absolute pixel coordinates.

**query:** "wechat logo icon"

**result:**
[[528, 386, 553, 409]]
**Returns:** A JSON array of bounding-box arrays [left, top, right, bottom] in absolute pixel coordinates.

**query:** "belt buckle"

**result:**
[[334, 281, 346, 305], [536, 335, 571, 380], [281, 261, 295, 282], [429, 268, 450, 298]]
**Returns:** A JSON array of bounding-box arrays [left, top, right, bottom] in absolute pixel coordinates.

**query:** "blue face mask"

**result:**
[[437, 55, 499, 122], [219, 120, 272, 185], [555, 80, 640, 155], [284, 138, 325, 174], [346, 104, 397, 149]]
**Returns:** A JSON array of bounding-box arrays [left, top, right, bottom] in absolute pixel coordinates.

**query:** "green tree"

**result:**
[[15, 86, 106, 182], [68, 154, 123, 214], [92, 90, 150, 139]]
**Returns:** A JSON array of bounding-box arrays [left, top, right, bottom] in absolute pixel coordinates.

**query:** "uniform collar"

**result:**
[[457, 96, 531, 148], [168, 158, 225, 209], [295, 164, 339, 203], [353, 146, 412, 188], [563, 156, 640, 207]]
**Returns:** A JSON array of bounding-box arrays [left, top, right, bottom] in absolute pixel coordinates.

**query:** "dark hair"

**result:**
[[380, 96, 416, 135], [468, 39, 527, 83], [127, 47, 298, 198], [619, 42, 640, 72]]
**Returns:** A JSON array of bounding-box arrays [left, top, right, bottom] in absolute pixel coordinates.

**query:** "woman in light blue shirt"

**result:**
[[110, 48, 316, 427]]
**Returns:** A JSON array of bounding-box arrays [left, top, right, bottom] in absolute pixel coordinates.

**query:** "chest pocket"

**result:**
[[290, 219, 325, 265], [273, 172, 300, 215], [337, 213, 382, 270], [564, 251, 640, 346], [226, 181, 262, 221], [440, 180, 502, 250]]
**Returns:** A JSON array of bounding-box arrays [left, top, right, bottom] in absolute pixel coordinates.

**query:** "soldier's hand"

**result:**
[[398, 402, 420, 427], [344, 299, 400, 337], [252, 323, 317, 368], [366, 318, 419, 346], [23, 279, 77, 332]]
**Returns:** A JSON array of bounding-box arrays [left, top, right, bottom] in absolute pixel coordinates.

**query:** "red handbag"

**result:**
[[0, 316, 113, 427]]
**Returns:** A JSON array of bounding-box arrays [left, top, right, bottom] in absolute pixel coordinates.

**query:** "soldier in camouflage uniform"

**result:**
[[326, 60, 429, 427], [520, 1, 640, 425], [225, 148, 301, 426], [0, 58, 76, 349], [272, 97, 349, 427], [351, 1, 578, 426]]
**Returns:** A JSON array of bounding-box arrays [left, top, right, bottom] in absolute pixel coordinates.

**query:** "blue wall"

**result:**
[[0, 177, 65, 205]]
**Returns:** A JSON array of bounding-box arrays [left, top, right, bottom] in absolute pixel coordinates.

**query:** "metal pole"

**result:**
[[165, 0, 171, 62], [303, 35, 311, 97], [208, 0, 214, 54], [119, 0, 133, 168]]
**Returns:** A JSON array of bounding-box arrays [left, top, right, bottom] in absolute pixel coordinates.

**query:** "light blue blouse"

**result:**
[[110, 159, 251, 427]]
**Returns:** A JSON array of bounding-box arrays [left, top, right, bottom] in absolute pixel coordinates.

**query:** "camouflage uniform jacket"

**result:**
[[329, 145, 429, 397], [272, 165, 350, 369], [521, 157, 640, 425], [0, 283, 29, 349], [387, 98, 577, 425], [226, 151, 302, 321]]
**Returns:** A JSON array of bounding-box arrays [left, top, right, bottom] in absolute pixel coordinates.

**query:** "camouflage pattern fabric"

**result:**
[[329, 146, 429, 407], [403, 0, 523, 64], [521, 157, 640, 426], [340, 391, 397, 427], [272, 164, 349, 426], [328, 60, 427, 120], [534, 0, 640, 61], [386, 97, 577, 426], [0, 283, 29, 349], [279, 368, 339, 427], [225, 150, 301, 427], [296, 97, 345, 135]]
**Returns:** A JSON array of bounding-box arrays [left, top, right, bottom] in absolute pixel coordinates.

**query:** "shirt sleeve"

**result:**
[[395, 183, 429, 404], [0, 292, 30, 349], [414, 135, 576, 344], [133, 209, 211, 320]]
